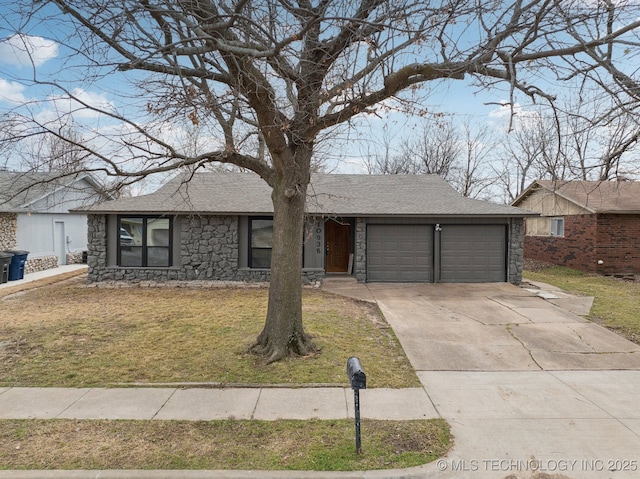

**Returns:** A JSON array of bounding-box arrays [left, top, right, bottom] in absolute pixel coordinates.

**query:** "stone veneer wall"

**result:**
[[23, 252, 85, 275], [87, 214, 323, 284], [354, 218, 367, 282], [67, 251, 87, 265], [508, 218, 525, 284], [0, 213, 17, 251], [24, 256, 59, 274]]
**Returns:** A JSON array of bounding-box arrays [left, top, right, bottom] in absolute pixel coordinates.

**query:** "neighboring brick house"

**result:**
[[77, 172, 533, 285], [0, 171, 111, 274], [512, 180, 640, 275]]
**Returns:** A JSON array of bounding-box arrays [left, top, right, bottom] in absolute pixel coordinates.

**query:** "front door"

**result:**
[[54, 221, 67, 266], [325, 220, 350, 273]]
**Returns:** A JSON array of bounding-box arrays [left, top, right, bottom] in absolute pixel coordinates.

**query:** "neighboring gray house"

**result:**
[[0, 171, 110, 273], [79, 172, 534, 284]]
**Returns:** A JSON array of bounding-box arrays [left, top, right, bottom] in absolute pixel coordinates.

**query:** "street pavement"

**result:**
[[2, 271, 640, 478]]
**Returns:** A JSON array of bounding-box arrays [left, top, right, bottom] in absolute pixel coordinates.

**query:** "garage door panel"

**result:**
[[367, 225, 432, 282], [440, 225, 506, 283]]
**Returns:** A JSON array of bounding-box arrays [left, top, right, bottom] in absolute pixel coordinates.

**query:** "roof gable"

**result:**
[[82, 172, 531, 217], [514, 180, 640, 214], [0, 171, 110, 213]]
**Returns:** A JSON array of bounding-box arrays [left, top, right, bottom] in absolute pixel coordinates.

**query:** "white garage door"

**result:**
[[367, 224, 432, 282]]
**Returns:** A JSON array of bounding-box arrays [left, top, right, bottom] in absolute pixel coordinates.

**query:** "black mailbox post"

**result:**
[[347, 356, 366, 453]]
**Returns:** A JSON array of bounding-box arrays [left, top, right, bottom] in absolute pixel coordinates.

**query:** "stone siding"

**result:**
[[67, 251, 87, 265], [24, 256, 59, 274], [87, 214, 322, 284], [354, 218, 367, 282], [0, 213, 17, 251], [508, 218, 525, 284]]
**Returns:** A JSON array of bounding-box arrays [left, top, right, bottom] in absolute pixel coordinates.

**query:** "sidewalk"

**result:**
[[0, 264, 88, 291], [0, 386, 435, 421]]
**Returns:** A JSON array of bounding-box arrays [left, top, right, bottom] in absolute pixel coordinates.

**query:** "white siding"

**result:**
[[16, 213, 88, 258]]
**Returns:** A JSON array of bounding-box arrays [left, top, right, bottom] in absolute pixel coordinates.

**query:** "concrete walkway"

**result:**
[[0, 263, 88, 291], [0, 386, 435, 421], [3, 272, 640, 478]]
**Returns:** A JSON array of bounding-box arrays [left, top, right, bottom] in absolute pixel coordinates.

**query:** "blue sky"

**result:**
[[2, 2, 637, 201], [0, 28, 522, 179]]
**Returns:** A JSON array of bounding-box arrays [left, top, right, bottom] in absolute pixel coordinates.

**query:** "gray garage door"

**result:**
[[367, 224, 432, 282], [440, 225, 506, 282]]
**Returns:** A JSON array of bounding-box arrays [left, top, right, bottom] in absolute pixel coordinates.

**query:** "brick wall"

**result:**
[[524, 214, 598, 273], [594, 214, 640, 274], [525, 213, 640, 274]]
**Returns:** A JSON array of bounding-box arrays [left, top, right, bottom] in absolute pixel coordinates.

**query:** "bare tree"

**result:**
[[414, 118, 461, 177], [547, 92, 640, 181], [452, 122, 497, 199], [3, 0, 640, 362], [363, 125, 422, 174]]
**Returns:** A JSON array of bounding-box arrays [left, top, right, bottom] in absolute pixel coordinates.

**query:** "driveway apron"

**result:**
[[366, 282, 640, 479]]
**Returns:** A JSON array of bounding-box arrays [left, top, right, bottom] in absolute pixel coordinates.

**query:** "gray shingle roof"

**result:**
[[0, 171, 109, 213], [1, 171, 59, 211], [528, 180, 640, 214], [80, 172, 531, 217]]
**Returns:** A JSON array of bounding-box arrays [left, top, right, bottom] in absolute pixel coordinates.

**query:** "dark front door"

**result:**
[[326, 220, 350, 272]]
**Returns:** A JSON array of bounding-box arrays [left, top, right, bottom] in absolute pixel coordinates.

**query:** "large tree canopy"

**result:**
[[2, 0, 640, 362]]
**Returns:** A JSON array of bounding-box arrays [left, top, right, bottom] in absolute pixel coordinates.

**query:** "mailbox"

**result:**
[[347, 356, 366, 390]]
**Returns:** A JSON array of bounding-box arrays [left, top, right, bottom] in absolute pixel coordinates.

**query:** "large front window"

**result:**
[[119, 216, 172, 267], [249, 217, 273, 268]]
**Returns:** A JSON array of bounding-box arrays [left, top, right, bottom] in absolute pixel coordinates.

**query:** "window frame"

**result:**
[[248, 216, 273, 269], [550, 217, 564, 237], [117, 215, 173, 267]]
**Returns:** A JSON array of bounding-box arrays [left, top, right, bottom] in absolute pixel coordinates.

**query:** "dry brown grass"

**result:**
[[0, 418, 451, 471], [0, 277, 420, 388]]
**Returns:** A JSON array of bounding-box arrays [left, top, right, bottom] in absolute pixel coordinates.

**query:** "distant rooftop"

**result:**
[[518, 180, 640, 214]]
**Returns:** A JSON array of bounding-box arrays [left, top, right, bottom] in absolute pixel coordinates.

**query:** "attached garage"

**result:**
[[440, 225, 506, 283], [366, 223, 508, 283], [367, 224, 432, 282]]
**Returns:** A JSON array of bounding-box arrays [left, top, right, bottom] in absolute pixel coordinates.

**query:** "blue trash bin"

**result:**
[[0, 252, 12, 284], [4, 250, 29, 281]]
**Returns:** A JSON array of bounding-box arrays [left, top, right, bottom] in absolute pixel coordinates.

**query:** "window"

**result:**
[[118, 216, 172, 267], [249, 217, 273, 268], [550, 217, 564, 237]]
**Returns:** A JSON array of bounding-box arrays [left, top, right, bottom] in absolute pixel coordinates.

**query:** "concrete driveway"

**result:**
[[367, 282, 640, 371], [365, 282, 640, 479]]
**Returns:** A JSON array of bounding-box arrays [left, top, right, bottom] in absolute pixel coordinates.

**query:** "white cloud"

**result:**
[[44, 88, 116, 120], [0, 78, 27, 103], [488, 100, 542, 130], [0, 34, 58, 67]]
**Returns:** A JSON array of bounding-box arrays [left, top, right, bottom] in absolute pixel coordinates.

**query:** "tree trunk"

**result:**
[[249, 165, 316, 364]]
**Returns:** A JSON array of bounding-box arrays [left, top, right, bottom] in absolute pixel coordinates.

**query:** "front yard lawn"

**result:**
[[0, 418, 451, 471], [0, 277, 451, 472], [525, 266, 640, 344], [0, 278, 420, 388]]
